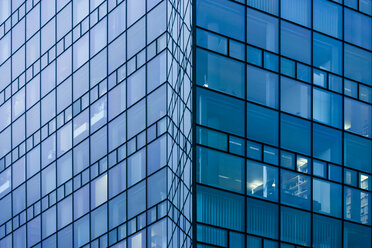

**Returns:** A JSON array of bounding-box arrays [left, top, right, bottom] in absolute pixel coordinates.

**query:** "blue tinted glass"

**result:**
[[196, 29, 227, 55], [197, 146, 244, 193], [197, 49, 244, 98], [313, 32, 342, 75], [197, 88, 245, 136], [246, 197, 278, 239], [344, 133, 372, 173], [281, 207, 310, 246], [344, 97, 372, 138], [281, 170, 311, 210], [344, 187, 371, 225], [344, 44, 372, 86], [344, 221, 372, 248], [247, 102, 279, 146], [313, 124, 342, 164], [197, 185, 244, 231], [313, 87, 342, 128], [246, 160, 278, 202], [281, 21, 311, 64], [280, 77, 311, 119], [109, 192, 126, 229], [313, 179, 342, 217], [280, 114, 311, 155], [313, 0, 342, 38], [247, 65, 278, 108], [345, 8, 372, 50], [247, 0, 278, 15], [313, 214, 341, 248], [247, 8, 278, 53], [197, 0, 245, 41], [281, 0, 311, 27]]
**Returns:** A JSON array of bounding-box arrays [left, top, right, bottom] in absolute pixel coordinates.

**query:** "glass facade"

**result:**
[[194, 0, 372, 248], [0, 0, 192, 247], [1, 0, 371, 247]]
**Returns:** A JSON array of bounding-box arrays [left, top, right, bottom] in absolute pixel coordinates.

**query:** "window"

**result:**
[[57, 3, 72, 40], [57, 122, 72, 157], [109, 193, 126, 229], [344, 221, 372, 248], [73, 34, 89, 71], [197, 88, 245, 136], [73, 109, 89, 145], [127, 181, 146, 219], [147, 51, 166, 93], [147, 135, 167, 175], [73, 0, 89, 25], [344, 97, 371, 138], [127, 18, 145, 58], [147, 85, 166, 125], [313, 87, 342, 128], [197, 146, 244, 193], [90, 96, 107, 133], [313, 124, 342, 164], [313, 0, 342, 38], [246, 160, 278, 202], [108, 33, 126, 74], [147, 219, 167, 248], [313, 214, 341, 248], [147, 2, 166, 43], [109, 161, 126, 198], [246, 197, 278, 239], [313, 33, 342, 75], [344, 44, 372, 86], [0, 0, 10, 24], [108, 113, 126, 151], [74, 215, 89, 247], [127, 99, 146, 139], [57, 151, 72, 186], [344, 187, 371, 225], [281, 0, 310, 27], [74, 185, 89, 219], [280, 114, 311, 155], [280, 77, 310, 119], [344, 133, 372, 173], [280, 207, 310, 246], [91, 174, 107, 209], [147, 169, 166, 207], [42, 163, 56, 196], [26, 33, 40, 68], [247, 103, 278, 146], [90, 127, 107, 163], [247, 0, 278, 15], [197, 0, 245, 41], [345, 8, 372, 50], [108, 81, 126, 121], [247, 8, 278, 52], [197, 49, 244, 99], [128, 148, 146, 186], [127, 0, 145, 26], [281, 21, 311, 64], [281, 170, 311, 210], [313, 179, 342, 217], [108, 2, 126, 42], [58, 196, 72, 229], [90, 18, 107, 57], [57, 48, 72, 85], [247, 65, 278, 108], [91, 204, 107, 239], [127, 66, 146, 106], [197, 185, 244, 231], [73, 139, 89, 175], [57, 77, 72, 113]]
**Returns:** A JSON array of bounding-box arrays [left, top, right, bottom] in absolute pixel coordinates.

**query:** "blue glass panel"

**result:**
[[197, 185, 244, 231], [247, 8, 278, 52], [313, 32, 342, 75], [313, 178, 342, 217], [344, 44, 372, 86], [344, 187, 371, 225], [344, 221, 372, 248], [281, 170, 311, 210], [197, 88, 245, 136], [280, 114, 311, 155], [313, 87, 342, 128], [281, 21, 311, 64], [246, 197, 278, 239], [345, 8, 372, 50], [247, 160, 278, 202], [247, 65, 278, 108], [281, 0, 310, 27], [247, 0, 278, 15], [344, 133, 372, 173], [344, 97, 372, 138], [280, 207, 310, 246], [313, 214, 341, 248], [197, 146, 244, 193], [313, 0, 342, 38], [280, 77, 311, 119], [197, 49, 244, 98], [313, 124, 342, 164], [197, 0, 245, 41]]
